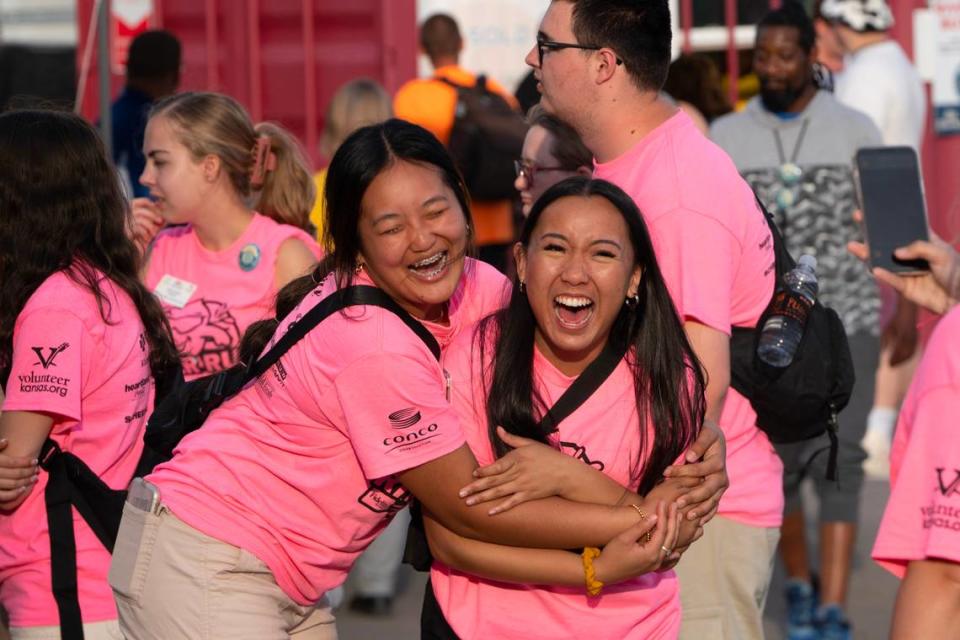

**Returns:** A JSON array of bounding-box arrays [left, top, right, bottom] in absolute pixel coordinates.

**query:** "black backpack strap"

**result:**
[[247, 285, 440, 382], [537, 338, 628, 432], [40, 439, 86, 640]]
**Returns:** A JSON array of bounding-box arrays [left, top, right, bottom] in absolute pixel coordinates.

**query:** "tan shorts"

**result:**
[[675, 515, 780, 640], [109, 500, 337, 640], [9, 621, 121, 640]]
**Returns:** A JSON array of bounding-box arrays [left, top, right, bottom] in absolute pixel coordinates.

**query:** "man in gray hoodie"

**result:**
[[711, 4, 881, 640]]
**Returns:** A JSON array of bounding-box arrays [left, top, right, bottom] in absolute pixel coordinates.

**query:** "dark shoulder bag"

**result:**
[[729, 199, 856, 480]]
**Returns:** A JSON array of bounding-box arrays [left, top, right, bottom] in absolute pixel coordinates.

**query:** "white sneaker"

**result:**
[[861, 427, 891, 480]]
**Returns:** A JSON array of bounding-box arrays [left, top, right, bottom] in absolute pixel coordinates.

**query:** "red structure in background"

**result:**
[[77, 1, 955, 233], [75, 0, 418, 168], [889, 0, 960, 238]]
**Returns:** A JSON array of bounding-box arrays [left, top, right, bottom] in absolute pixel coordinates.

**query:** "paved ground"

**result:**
[[336, 479, 900, 639]]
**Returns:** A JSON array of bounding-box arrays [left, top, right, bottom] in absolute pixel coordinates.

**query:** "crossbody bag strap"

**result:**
[[238, 286, 440, 394], [754, 194, 792, 282], [246, 286, 440, 386], [537, 338, 629, 432], [39, 440, 85, 640]]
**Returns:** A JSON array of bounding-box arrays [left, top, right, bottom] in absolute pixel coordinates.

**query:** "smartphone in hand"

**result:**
[[854, 146, 930, 274]]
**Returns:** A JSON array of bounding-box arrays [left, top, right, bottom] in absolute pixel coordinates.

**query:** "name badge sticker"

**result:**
[[153, 274, 198, 309]]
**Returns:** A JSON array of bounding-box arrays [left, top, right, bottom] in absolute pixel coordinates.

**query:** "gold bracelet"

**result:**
[[629, 503, 654, 544], [582, 546, 603, 597]]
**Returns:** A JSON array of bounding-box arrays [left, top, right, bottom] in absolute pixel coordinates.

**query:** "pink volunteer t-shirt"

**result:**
[[594, 111, 783, 527], [0, 268, 153, 627], [873, 306, 960, 577], [149, 259, 509, 605], [431, 331, 680, 639], [146, 213, 322, 380]]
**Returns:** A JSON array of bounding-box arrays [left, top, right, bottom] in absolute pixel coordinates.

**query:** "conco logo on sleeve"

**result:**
[[32, 343, 69, 369]]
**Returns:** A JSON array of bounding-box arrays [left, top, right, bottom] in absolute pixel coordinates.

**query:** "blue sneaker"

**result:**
[[815, 604, 852, 640], [785, 579, 818, 640]]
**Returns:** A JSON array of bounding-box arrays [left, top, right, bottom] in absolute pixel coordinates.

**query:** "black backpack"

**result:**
[[437, 76, 528, 201], [729, 199, 856, 480], [38, 285, 440, 640]]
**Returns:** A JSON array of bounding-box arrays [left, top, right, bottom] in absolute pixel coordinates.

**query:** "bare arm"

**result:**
[[274, 238, 319, 289], [0, 411, 54, 511], [891, 559, 960, 639], [423, 500, 680, 587], [683, 321, 729, 423], [399, 445, 644, 548]]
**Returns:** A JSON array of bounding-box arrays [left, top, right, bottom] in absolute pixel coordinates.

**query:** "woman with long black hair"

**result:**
[[423, 177, 708, 639], [0, 110, 178, 639]]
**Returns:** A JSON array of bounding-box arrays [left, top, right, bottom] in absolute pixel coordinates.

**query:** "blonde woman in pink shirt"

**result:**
[[423, 177, 709, 639], [0, 111, 179, 640], [131, 92, 322, 380], [108, 120, 725, 639]]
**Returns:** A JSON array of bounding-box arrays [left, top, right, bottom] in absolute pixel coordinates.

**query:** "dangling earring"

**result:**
[[518, 280, 526, 294]]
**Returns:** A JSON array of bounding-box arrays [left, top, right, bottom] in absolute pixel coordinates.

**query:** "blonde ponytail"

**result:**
[[253, 122, 315, 231]]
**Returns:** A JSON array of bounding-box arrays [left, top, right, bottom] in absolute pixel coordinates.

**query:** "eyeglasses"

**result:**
[[536, 37, 624, 68], [514, 160, 570, 188]]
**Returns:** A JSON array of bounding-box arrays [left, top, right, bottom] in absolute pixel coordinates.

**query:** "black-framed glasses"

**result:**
[[536, 37, 623, 67], [514, 160, 570, 188]]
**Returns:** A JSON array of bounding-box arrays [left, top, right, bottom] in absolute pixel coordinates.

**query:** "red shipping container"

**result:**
[[76, 0, 418, 167]]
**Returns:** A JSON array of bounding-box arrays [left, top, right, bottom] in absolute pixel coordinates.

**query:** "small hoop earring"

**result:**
[[625, 293, 640, 309], [355, 262, 365, 275]]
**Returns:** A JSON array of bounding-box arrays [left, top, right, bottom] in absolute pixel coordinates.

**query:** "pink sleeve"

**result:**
[[444, 332, 497, 467], [334, 352, 466, 480], [650, 209, 735, 335], [3, 308, 85, 422], [873, 387, 960, 577]]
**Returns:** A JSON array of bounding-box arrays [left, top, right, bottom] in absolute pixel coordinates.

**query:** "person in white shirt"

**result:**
[[820, 0, 927, 481]]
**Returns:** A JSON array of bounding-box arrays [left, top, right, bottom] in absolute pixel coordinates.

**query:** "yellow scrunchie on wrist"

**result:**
[[582, 546, 604, 597]]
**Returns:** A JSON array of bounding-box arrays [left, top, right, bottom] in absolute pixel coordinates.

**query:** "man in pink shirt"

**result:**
[[526, 2, 781, 638]]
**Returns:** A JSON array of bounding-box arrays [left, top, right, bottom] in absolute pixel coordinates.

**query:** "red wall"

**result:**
[[75, 0, 418, 168], [890, 0, 960, 239]]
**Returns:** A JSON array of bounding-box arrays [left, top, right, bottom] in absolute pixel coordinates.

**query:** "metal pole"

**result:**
[[98, 0, 112, 152], [725, 0, 739, 108]]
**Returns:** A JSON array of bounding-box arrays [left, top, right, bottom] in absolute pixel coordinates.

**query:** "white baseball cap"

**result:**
[[820, 0, 895, 32]]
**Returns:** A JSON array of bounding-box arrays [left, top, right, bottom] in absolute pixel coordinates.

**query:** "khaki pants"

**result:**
[[110, 501, 337, 640], [675, 515, 779, 640], [9, 621, 121, 640]]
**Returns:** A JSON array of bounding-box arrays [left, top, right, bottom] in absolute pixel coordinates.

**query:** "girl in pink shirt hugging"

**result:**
[[131, 92, 322, 380], [0, 111, 179, 640], [108, 120, 724, 639], [422, 177, 710, 639]]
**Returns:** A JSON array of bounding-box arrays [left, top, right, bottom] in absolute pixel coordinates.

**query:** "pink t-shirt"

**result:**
[[431, 330, 680, 639], [149, 259, 509, 605], [145, 213, 322, 380], [0, 268, 153, 627], [873, 306, 960, 577], [594, 112, 783, 527]]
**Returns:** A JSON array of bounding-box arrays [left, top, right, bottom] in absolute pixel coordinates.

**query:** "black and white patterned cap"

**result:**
[[820, 0, 895, 32]]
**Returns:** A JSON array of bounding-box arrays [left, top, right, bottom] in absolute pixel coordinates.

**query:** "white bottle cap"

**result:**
[[798, 254, 817, 271]]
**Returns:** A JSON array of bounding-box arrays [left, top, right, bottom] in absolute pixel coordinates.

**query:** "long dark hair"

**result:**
[[0, 110, 179, 388], [478, 178, 706, 495], [239, 118, 474, 363]]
